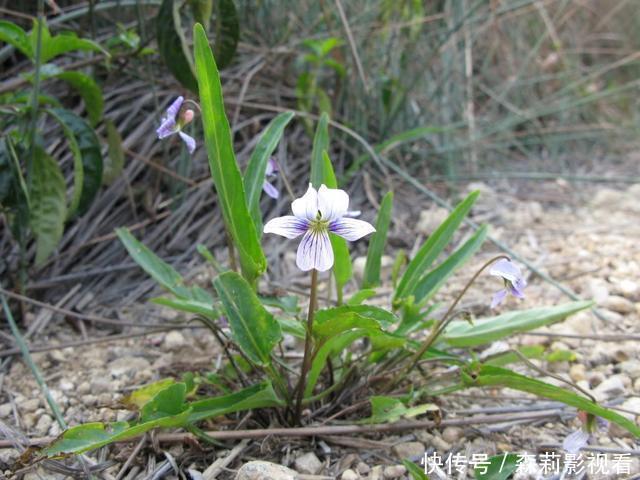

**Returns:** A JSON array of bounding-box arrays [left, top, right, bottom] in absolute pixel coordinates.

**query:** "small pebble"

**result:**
[[294, 452, 322, 475], [383, 464, 406, 479], [341, 469, 359, 480]]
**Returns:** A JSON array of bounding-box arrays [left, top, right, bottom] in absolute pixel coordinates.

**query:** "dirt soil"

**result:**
[[1, 180, 639, 479]]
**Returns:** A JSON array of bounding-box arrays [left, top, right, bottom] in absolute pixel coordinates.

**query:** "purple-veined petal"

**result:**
[[489, 259, 522, 283], [178, 131, 196, 154], [344, 210, 361, 218], [510, 278, 527, 299], [264, 216, 308, 239], [292, 184, 319, 221], [562, 429, 590, 454], [491, 289, 508, 308], [166, 96, 184, 120], [156, 117, 177, 139], [265, 157, 278, 176], [330, 217, 376, 241], [296, 229, 333, 271], [317, 184, 349, 221], [262, 181, 280, 199]]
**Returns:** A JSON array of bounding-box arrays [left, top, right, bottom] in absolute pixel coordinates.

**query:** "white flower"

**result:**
[[264, 184, 375, 271]]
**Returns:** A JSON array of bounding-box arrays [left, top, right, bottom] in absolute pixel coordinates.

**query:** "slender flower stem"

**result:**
[[388, 255, 509, 391], [294, 269, 318, 424]]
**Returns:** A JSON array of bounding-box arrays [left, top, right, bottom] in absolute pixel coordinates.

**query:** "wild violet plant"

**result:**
[[38, 23, 640, 459]]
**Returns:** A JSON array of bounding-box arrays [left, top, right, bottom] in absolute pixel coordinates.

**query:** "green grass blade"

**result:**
[[362, 191, 393, 289]]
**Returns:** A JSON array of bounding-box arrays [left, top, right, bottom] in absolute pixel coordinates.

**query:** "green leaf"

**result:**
[[310, 114, 329, 187], [0, 20, 31, 58], [47, 108, 102, 216], [121, 378, 176, 410], [189, 0, 213, 28], [394, 191, 479, 304], [30, 147, 67, 265], [194, 23, 266, 283], [443, 301, 593, 347], [464, 364, 640, 437], [346, 288, 376, 305], [364, 396, 438, 424], [474, 453, 519, 480], [116, 228, 212, 302], [484, 345, 545, 367], [313, 305, 399, 339], [412, 225, 488, 304], [275, 316, 306, 338], [402, 460, 430, 480], [213, 271, 282, 366], [140, 383, 187, 422], [54, 71, 104, 126], [212, 0, 239, 68], [151, 296, 219, 319], [362, 191, 393, 289], [157, 0, 198, 92], [34, 19, 106, 63], [188, 381, 284, 423], [243, 111, 294, 232], [104, 120, 124, 185]]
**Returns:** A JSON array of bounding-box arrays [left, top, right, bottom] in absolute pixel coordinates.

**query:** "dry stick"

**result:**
[[334, 0, 369, 92], [202, 438, 250, 480], [114, 434, 147, 480]]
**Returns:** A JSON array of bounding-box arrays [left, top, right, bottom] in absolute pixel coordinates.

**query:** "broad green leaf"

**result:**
[[189, 0, 213, 28], [33, 19, 106, 63], [157, 0, 198, 92], [244, 111, 294, 231], [314, 305, 398, 339], [309, 113, 329, 187], [362, 191, 393, 289], [260, 295, 300, 314], [194, 23, 266, 283], [121, 378, 176, 410], [0, 20, 31, 58], [394, 191, 479, 305], [47, 108, 102, 216], [213, 271, 281, 366], [188, 381, 284, 422], [151, 296, 218, 319], [55, 71, 103, 126], [140, 383, 187, 422], [442, 301, 593, 347], [116, 228, 211, 303], [403, 460, 429, 480], [104, 120, 124, 184], [364, 396, 438, 424], [464, 364, 640, 437], [412, 225, 488, 304], [275, 316, 306, 338], [474, 453, 519, 480], [30, 148, 66, 265], [484, 345, 545, 367], [212, 0, 239, 68], [347, 288, 377, 305]]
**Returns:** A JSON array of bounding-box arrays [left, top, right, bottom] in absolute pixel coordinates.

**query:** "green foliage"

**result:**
[[103, 120, 124, 185], [403, 460, 430, 480], [474, 454, 519, 480], [194, 23, 266, 284], [362, 191, 393, 289], [365, 396, 438, 423]]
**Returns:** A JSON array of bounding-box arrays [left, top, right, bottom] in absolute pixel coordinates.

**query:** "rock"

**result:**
[[600, 295, 634, 314], [391, 441, 424, 459], [586, 279, 610, 303], [431, 434, 451, 453], [77, 381, 91, 395], [235, 461, 297, 480], [21, 398, 40, 413], [163, 331, 186, 350], [615, 279, 640, 300], [35, 414, 53, 435], [619, 360, 640, 379], [356, 462, 370, 475], [294, 452, 322, 475], [91, 377, 111, 394], [553, 312, 593, 337], [593, 375, 628, 401], [383, 464, 407, 479], [417, 207, 449, 236], [441, 426, 463, 444], [59, 379, 74, 392], [569, 364, 586, 382], [109, 356, 150, 378], [341, 469, 359, 480], [0, 404, 12, 419], [369, 466, 384, 480], [0, 448, 19, 465], [353, 256, 366, 280], [619, 397, 640, 422]]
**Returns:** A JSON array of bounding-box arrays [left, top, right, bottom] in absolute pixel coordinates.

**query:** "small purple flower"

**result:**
[[264, 184, 375, 271], [156, 96, 196, 154], [489, 258, 527, 308], [563, 412, 608, 454], [262, 157, 279, 199]]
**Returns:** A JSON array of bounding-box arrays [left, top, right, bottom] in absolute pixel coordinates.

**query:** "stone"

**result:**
[[0, 448, 19, 465], [356, 462, 370, 475], [441, 426, 463, 444], [600, 295, 634, 314], [235, 461, 297, 480], [35, 414, 53, 435], [294, 452, 322, 475], [369, 466, 384, 480], [593, 375, 628, 401], [59, 379, 74, 392], [77, 381, 91, 395], [341, 469, 359, 480], [163, 331, 186, 350], [431, 434, 451, 453], [569, 364, 586, 382], [0, 403, 12, 419], [383, 464, 407, 479], [91, 377, 111, 393], [391, 441, 424, 460], [619, 360, 640, 379], [417, 207, 449, 236], [21, 398, 40, 413], [109, 356, 150, 378]]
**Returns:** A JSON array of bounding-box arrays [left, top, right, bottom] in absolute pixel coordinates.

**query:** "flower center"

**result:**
[[309, 211, 329, 233]]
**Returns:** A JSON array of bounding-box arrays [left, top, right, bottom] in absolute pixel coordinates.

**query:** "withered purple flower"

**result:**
[[156, 96, 196, 154], [262, 157, 279, 199], [489, 258, 526, 308]]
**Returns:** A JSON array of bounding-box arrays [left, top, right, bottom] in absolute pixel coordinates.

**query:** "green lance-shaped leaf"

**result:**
[[32, 18, 106, 63], [362, 191, 393, 289], [213, 271, 282, 367], [403, 460, 430, 480], [442, 301, 593, 348], [394, 190, 479, 305], [55, 71, 104, 126], [47, 108, 102, 216], [411, 224, 488, 305], [464, 364, 640, 437], [243, 111, 294, 232], [116, 228, 213, 303], [0, 20, 31, 58], [309, 113, 329, 188], [30, 147, 67, 265], [212, 0, 239, 69], [193, 23, 266, 283], [364, 396, 438, 424], [103, 120, 124, 185]]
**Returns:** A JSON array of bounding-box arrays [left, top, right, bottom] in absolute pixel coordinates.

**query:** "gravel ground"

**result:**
[[1, 181, 639, 479]]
